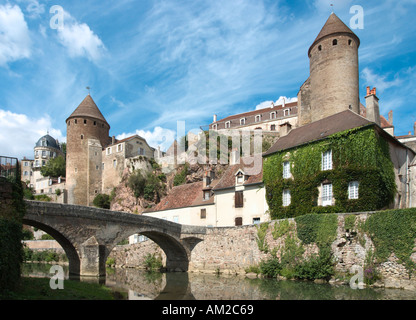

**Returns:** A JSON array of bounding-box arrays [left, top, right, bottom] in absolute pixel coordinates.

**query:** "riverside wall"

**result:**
[[108, 212, 416, 290]]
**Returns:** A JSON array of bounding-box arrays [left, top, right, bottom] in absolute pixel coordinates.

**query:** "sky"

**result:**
[[1, 0, 416, 159]]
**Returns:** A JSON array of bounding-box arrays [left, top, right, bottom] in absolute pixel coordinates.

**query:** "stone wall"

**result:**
[[110, 211, 416, 290]]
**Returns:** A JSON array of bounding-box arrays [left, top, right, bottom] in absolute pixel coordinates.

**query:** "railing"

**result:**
[[0, 156, 19, 182]]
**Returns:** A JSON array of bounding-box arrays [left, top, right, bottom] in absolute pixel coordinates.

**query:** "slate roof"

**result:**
[[263, 110, 374, 156], [35, 134, 60, 150], [66, 94, 109, 126], [309, 13, 360, 55]]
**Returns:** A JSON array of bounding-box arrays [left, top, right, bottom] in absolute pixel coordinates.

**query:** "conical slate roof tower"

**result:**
[[66, 95, 111, 206]]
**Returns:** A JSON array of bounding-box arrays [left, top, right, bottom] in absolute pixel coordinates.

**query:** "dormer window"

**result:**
[[284, 109, 290, 117], [106, 147, 112, 155], [255, 115, 261, 122], [225, 121, 231, 129], [270, 112, 276, 120], [203, 190, 210, 201], [212, 124, 217, 130], [235, 169, 245, 185], [117, 144, 123, 152], [240, 118, 246, 125]]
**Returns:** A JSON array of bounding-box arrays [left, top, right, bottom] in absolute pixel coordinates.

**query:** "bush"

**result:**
[[34, 194, 52, 202], [93, 194, 110, 209], [294, 247, 335, 281], [144, 253, 163, 271], [259, 257, 282, 278], [173, 163, 189, 186]]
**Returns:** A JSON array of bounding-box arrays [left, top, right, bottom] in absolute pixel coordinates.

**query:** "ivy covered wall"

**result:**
[[263, 125, 396, 219]]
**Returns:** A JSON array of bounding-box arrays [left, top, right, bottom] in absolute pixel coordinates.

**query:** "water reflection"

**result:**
[[22, 263, 416, 300]]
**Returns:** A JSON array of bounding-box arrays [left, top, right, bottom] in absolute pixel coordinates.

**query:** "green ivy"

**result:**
[[364, 208, 416, 273], [295, 214, 338, 250], [263, 126, 396, 219], [256, 222, 270, 253]]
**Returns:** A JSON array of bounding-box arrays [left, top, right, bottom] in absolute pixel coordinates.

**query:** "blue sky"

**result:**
[[1, 0, 416, 159]]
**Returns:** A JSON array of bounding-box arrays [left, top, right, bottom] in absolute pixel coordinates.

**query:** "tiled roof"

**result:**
[[145, 180, 218, 213], [309, 13, 360, 55], [263, 110, 373, 156], [66, 95, 109, 126], [213, 156, 263, 191]]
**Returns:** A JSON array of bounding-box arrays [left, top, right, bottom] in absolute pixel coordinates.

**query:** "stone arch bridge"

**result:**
[[24, 201, 207, 277]]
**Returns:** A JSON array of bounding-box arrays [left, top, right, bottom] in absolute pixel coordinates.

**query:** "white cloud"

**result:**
[[56, 10, 106, 62], [255, 96, 298, 110], [0, 4, 31, 66], [361, 67, 401, 93], [0, 110, 65, 159], [25, 0, 45, 19], [116, 126, 176, 152]]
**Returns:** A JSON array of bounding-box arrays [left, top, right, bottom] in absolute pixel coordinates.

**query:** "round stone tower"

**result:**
[[307, 13, 360, 123], [65, 94, 111, 206]]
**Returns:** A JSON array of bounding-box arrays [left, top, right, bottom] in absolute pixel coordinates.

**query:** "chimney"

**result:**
[[388, 110, 393, 125], [282, 97, 286, 108], [365, 86, 380, 126], [279, 122, 292, 137], [203, 170, 214, 188], [230, 148, 240, 165], [112, 135, 115, 145], [213, 114, 217, 122]]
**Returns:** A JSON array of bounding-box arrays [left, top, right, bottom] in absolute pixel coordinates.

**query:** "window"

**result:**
[[235, 217, 243, 226], [240, 118, 246, 125], [348, 181, 359, 199], [24, 161, 28, 166], [322, 183, 333, 206], [117, 144, 123, 152], [333, 39, 338, 46], [204, 191, 210, 200], [24, 171, 28, 176], [284, 109, 290, 117], [74, 119, 77, 124], [348, 39, 352, 46], [94, 121, 97, 126], [113, 159, 117, 168], [270, 112, 276, 120], [200, 209, 206, 219], [283, 161, 291, 179], [236, 172, 244, 184], [106, 147, 112, 155], [81, 134, 84, 140], [212, 124, 217, 130], [225, 121, 231, 129], [102, 163, 104, 170], [283, 189, 291, 207], [96, 165, 99, 170], [173, 216, 179, 223], [321, 150, 332, 171], [255, 115, 261, 122], [253, 217, 261, 225], [42, 151, 46, 158], [271, 124, 276, 131], [318, 45, 322, 51], [235, 191, 244, 208], [139, 147, 144, 155], [84, 119, 87, 124]]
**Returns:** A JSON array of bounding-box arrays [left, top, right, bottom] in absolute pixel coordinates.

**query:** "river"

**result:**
[[22, 263, 416, 300]]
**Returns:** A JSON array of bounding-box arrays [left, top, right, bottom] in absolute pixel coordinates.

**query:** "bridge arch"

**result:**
[[22, 218, 80, 276], [24, 201, 206, 277]]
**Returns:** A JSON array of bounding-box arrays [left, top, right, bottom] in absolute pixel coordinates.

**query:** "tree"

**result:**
[[40, 155, 66, 178]]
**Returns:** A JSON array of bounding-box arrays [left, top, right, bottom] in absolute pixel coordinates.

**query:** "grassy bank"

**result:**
[[1, 277, 122, 300]]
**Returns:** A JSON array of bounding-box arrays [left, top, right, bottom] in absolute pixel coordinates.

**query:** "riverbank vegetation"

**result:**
[[1, 277, 116, 300]]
